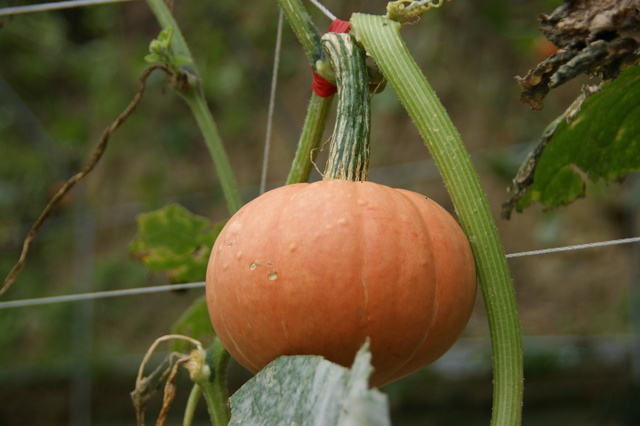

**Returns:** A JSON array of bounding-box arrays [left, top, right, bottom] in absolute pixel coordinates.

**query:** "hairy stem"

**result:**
[[198, 339, 231, 425], [187, 95, 243, 214], [277, 0, 324, 66], [278, 0, 336, 185], [286, 93, 334, 184]]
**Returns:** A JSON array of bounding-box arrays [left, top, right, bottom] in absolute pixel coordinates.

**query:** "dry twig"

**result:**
[[131, 334, 203, 426], [1, 64, 174, 298]]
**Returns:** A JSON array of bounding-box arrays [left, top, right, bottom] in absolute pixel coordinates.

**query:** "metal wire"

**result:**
[[505, 236, 640, 258], [1, 236, 639, 310], [259, 10, 284, 195], [0, 282, 205, 309], [307, 0, 336, 21], [0, 0, 136, 17]]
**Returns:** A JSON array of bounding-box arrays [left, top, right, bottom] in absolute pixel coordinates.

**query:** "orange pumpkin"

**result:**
[[206, 179, 476, 387]]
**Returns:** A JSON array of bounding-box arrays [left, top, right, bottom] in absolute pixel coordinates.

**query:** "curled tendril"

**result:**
[[386, 0, 450, 23]]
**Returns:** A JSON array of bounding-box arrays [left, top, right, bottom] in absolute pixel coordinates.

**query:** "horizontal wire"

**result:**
[[0, 282, 204, 309], [505, 236, 640, 259], [0, 0, 137, 17], [0, 235, 638, 310]]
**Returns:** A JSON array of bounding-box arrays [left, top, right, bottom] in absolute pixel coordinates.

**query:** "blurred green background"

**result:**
[[1, 0, 639, 424]]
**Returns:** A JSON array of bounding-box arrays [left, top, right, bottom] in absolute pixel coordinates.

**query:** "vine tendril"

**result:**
[[386, 0, 451, 23]]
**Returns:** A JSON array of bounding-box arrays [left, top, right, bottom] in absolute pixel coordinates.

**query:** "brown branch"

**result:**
[[1, 64, 174, 299], [156, 356, 190, 426]]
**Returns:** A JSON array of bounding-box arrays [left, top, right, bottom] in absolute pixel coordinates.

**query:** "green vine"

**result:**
[[351, 13, 523, 426], [145, 0, 243, 215], [285, 93, 334, 184], [141, 2, 242, 424], [278, 0, 336, 185], [181, 341, 231, 425], [277, 0, 324, 66], [385, 0, 451, 23], [199, 339, 232, 425]]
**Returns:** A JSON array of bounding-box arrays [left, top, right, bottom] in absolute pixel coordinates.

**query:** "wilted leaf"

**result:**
[[518, 0, 640, 109], [229, 342, 390, 426], [504, 65, 640, 217], [130, 203, 225, 283]]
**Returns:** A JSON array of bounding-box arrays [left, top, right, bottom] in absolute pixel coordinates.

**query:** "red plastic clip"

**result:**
[[311, 19, 351, 97]]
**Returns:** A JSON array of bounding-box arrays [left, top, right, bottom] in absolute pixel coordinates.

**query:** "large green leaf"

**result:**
[[129, 203, 225, 283], [229, 342, 390, 426], [504, 64, 640, 217]]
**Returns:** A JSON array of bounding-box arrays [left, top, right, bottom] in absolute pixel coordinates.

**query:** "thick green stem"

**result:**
[[277, 0, 324, 66], [322, 33, 371, 181], [286, 92, 334, 184], [351, 14, 523, 426], [145, 0, 243, 215], [278, 0, 337, 185], [187, 95, 243, 214], [199, 339, 231, 425]]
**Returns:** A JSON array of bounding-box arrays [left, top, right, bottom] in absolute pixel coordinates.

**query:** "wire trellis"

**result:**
[[1, 236, 638, 310], [0, 0, 136, 17]]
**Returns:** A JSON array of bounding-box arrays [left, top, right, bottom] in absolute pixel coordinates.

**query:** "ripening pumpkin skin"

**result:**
[[206, 179, 476, 387]]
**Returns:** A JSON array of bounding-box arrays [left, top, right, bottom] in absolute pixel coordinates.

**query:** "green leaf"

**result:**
[[148, 39, 165, 55], [143, 53, 165, 64], [170, 296, 215, 352], [145, 26, 192, 70], [171, 55, 193, 67], [506, 64, 640, 215], [155, 26, 174, 48], [229, 342, 390, 426], [129, 203, 225, 283]]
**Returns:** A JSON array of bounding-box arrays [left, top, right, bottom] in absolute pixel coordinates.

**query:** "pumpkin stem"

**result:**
[[321, 33, 371, 182]]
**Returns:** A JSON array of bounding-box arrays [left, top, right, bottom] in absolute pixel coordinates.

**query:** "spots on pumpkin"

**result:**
[[227, 221, 243, 232], [250, 261, 278, 281]]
